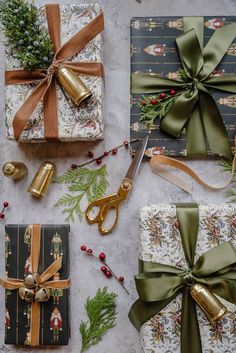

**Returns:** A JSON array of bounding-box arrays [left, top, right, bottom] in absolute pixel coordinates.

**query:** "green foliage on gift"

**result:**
[[0, 0, 53, 69]]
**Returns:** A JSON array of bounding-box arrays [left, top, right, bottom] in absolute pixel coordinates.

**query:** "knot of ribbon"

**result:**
[[0, 224, 70, 347], [132, 16, 236, 160], [5, 4, 104, 141], [129, 204, 236, 353]]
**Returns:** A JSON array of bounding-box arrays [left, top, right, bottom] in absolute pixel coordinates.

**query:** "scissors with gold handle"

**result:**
[[85, 136, 148, 235]]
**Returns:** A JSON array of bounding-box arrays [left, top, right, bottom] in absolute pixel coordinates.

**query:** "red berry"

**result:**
[[0, 213, 5, 219], [3, 202, 9, 208], [80, 245, 87, 252], [99, 252, 106, 261], [170, 89, 176, 95], [87, 249, 93, 254], [150, 98, 157, 105], [119, 276, 124, 283], [101, 266, 107, 273], [112, 149, 117, 155], [96, 159, 102, 165], [104, 151, 109, 157], [88, 151, 94, 158], [106, 271, 113, 278], [160, 93, 167, 99], [124, 140, 129, 147], [71, 164, 78, 170], [141, 100, 147, 106]]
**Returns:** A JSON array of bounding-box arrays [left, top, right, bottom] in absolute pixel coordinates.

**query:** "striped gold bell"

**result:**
[[19, 287, 35, 303], [57, 67, 93, 106], [24, 273, 41, 288], [35, 287, 51, 302]]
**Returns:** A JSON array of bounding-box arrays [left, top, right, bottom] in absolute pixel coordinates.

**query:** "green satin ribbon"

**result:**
[[132, 17, 236, 159], [129, 203, 236, 353]]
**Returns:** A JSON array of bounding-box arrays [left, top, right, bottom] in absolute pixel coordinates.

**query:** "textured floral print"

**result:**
[[5, 4, 104, 142], [139, 203, 236, 353]]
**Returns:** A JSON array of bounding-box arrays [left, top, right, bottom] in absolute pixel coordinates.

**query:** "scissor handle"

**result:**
[[98, 197, 121, 235], [85, 193, 120, 225]]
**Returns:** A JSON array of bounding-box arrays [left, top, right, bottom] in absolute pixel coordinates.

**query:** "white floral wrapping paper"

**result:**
[[139, 203, 236, 353], [5, 4, 104, 142]]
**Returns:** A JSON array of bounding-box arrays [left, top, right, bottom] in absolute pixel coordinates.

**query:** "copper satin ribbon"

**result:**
[[5, 4, 104, 141], [150, 139, 236, 193], [0, 224, 70, 347]]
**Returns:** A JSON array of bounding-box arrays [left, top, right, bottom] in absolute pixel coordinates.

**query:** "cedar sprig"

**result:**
[[80, 288, 117, 352], [0, 0, 53, 70], [220, 159, 236, 201], [55, 165, 109, 222], [138, 94, 177, 125]]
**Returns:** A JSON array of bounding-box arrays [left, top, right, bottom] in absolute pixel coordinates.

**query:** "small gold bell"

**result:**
[[24, 273, 41, 288], [57, 67, 93, 106], [2, 162, 28, 181], [35, 287, 51, 302], [19, 287, 35, 303], [190, 283, 227, 324]]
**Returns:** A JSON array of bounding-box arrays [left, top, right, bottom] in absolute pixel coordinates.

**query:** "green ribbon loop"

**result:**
[[132, 17, 236, 159], [129, 204, 236, 353]]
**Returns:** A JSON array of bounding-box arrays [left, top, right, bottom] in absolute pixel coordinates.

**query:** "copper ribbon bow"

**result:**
[[5, 4, 104, 141], [0, 224, 70, 347]]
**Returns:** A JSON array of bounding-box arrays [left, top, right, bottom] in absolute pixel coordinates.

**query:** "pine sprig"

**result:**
[[55, 165, 109, 221], [80, 288, 117, 352], [0, 0, 53, 70], [138, 94, 176, 125], [220, 159, 236, 201]]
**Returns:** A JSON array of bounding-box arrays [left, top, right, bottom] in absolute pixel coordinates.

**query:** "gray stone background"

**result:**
[[0, 0, 236, 352]]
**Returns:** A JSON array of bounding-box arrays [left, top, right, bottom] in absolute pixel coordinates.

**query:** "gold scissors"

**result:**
[[85, 136, 148, 235]]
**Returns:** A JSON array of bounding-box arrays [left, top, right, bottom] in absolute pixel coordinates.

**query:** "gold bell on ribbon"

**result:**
[[24, 273, 41, 288], [190, 283, 227, 324], [19, 287, 35, 303], [35, 287, 51, 302], [57, 67, 93, 106]]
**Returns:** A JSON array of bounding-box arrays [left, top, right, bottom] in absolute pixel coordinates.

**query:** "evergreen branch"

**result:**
[[220, 159, 236, 201], [55, 165, 109, 221], [0, 0, 53, 70], [80, 288, 117, 352], [139, 94, 176, 125]]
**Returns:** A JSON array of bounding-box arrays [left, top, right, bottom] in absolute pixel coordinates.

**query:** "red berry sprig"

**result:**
[[80, 245, 130, 295], [0, 202, 9, 219], [70, 139, 139, 170]]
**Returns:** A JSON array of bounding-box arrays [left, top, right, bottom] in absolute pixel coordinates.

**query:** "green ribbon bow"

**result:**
[[132, 17, 236, 159], [129, 204, 236, 353]]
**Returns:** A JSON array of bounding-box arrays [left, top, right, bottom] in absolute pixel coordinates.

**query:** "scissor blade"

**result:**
[[125, 136, 148, 181]]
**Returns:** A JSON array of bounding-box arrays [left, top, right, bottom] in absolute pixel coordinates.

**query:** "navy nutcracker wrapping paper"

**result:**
[[4, 224, 70, 346], [130, 16, 236, 158]]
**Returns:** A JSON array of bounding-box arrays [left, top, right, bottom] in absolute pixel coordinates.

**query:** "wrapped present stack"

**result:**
[[129, 203, 236, 352], [5, 3, 104, 142], [2, 224, 70, 346]]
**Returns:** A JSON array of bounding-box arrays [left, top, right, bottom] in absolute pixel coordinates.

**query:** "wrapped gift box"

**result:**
[[138, 204, 236, 352], [4, 224, 70, 346], [130, 16, 236, 158], [6, 4, 104, 142]]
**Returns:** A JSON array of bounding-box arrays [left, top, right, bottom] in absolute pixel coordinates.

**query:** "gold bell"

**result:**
[[28, 161, 56, 199], [19, 287, 35, 303], [2, 162, 28, 181], [24, 273, 41, 288], [190, 283, 227, 324], [35, 287, 51, 302], [57, 67, 93, 106]]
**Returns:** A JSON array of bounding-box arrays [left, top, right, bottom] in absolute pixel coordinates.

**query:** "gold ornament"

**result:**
[[57, 67, 93, 106], [35, 287, 51, 302], [2, 162, 28, 181], [19, 287, 35, 303], [24, 273, 41, 288]]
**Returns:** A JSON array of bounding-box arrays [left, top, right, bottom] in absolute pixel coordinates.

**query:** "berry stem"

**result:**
[[90, 253, 130, 295]]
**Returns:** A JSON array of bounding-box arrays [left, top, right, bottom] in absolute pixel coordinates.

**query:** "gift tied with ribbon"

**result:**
[[129, 204, 236, 353], [0, 224, 70, 347], [132, 16, 236, 160], [5, 4, 104, 141]]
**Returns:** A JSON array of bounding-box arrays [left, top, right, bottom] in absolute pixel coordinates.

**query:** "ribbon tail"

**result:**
[[40, 257, 62, 283], [129, 293, 177, 331], [43, 77, 58, 140], [198, 92, 233, 160], [186, 104, 207, 156], [181, 287, 202, 353], [30, 301, 41, 347], [13, 79, 49, 141]]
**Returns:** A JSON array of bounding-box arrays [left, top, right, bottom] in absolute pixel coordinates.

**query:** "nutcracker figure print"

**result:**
[[50, 232, 63, 260], [5, 308, 10, 331], [23, 303, 31, 327], [24, 226, 32, 254], [166, 18, 183, 30], [204, 18, 226, 30], [24, 331, 31, 346], [227, 43, 236, 56], [5, 233, 11, 260], [51, 273, 63, 304], [144, 44, 176, 56], [50, 307, 63, 343], [131, 18, 163, 31], [218, 95, 236, 108], [24, 256, 32, 277]]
